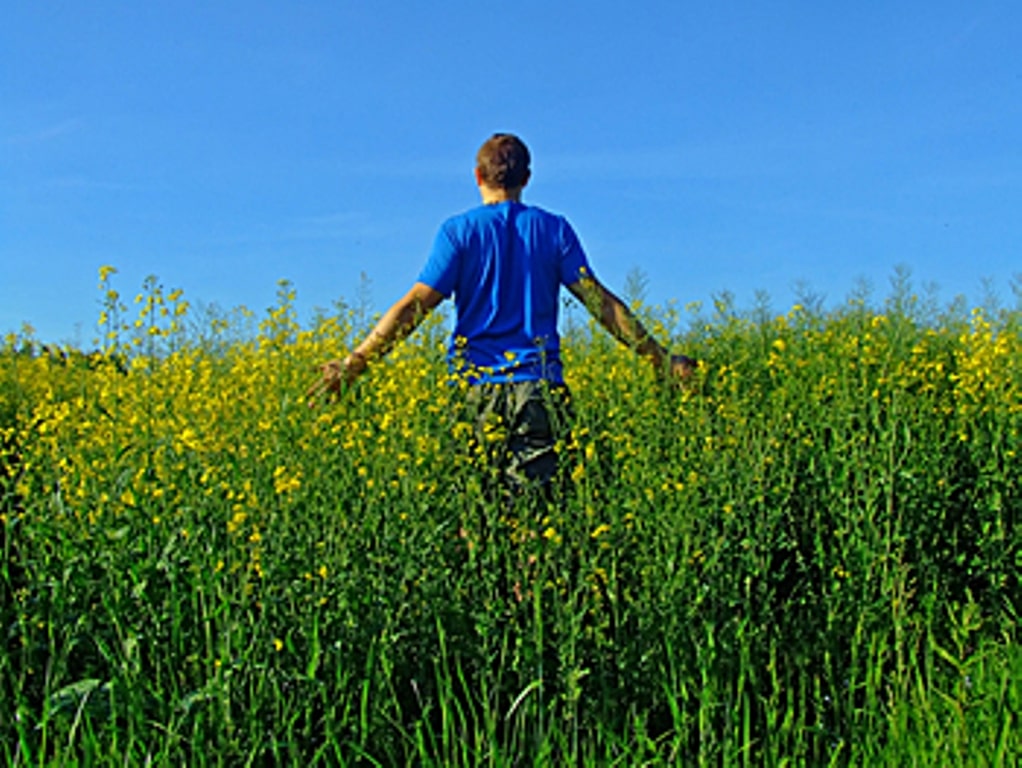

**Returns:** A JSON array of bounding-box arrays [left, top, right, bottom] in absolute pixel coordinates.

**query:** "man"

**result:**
[[308, 133, 696, 490]]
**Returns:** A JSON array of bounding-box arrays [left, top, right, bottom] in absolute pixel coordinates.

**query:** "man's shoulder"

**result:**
[[444, 202, 566, 222], [439, 203, 576, 243], [440, 204, 492, 230], [518, 203, 569, 224]]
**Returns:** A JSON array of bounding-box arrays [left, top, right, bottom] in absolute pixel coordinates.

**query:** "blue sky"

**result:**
[[3, 2, 1020, 345]]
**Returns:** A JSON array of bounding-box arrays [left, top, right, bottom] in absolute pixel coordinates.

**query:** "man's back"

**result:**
[[418, 201, 591, 384]]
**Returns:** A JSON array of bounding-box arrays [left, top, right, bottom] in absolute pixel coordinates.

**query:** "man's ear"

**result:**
[[520, 169, 531, 188], [474, 167, 484, 186]]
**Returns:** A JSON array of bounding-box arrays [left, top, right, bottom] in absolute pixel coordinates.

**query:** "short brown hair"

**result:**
[[476, 133, 531, 190]]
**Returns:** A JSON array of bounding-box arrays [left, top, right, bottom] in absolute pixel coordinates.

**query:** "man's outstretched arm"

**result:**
[[567, 276, 697, 381], [307, 282, 444, 401]]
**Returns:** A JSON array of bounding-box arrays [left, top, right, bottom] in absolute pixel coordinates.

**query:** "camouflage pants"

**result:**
[[461, 380, 574, 494]]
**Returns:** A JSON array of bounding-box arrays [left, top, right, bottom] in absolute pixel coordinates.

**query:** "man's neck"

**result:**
[[480, 186, 523, 205]]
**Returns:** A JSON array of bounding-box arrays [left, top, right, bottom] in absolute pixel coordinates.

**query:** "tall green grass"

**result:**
[[1, 276, 1019, 765]]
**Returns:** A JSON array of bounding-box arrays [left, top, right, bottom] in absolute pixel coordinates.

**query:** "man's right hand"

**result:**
[[669, 354, 699, 384]]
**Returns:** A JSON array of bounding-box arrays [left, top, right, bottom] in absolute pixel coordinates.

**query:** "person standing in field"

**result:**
[[308, 132, 696, 492]]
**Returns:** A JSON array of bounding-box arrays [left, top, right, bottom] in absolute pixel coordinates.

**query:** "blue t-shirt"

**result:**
[[417, 201, 592, 384]]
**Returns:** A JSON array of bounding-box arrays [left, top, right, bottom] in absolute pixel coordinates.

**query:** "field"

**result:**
[[1, 269, 1020, 765]]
